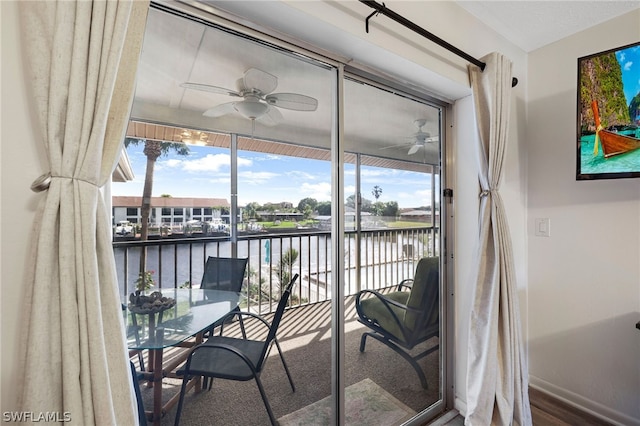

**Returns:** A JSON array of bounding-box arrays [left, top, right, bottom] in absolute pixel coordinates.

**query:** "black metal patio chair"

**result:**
[[355, 256, 439, 389], [197, 256, 248, 334], [173, 274, 299, 426], [130, 361, 147, 426]]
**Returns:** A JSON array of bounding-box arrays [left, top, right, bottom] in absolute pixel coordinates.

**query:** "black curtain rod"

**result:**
[[359, 0, 518, 87]]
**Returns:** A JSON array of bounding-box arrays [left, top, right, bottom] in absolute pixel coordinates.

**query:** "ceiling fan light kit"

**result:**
[[234, 99, 269, 119]]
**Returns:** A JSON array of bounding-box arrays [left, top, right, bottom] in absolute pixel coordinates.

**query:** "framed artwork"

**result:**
[[576, 41, 640, 180]]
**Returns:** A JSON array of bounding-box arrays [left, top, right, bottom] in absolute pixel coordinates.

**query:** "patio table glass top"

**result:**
[[125, 288, 242, 350]]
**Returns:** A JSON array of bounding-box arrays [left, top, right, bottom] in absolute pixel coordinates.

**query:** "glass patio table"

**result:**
[[125, 288, 243, 425]]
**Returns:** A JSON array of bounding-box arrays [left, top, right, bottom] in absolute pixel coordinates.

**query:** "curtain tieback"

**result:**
[[31, 172, 97, 192], [31, 173, 51, 192], [479, 189, 496, 198]]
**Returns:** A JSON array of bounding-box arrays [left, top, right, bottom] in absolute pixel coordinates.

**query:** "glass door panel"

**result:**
[[343, 76, 443, 419]]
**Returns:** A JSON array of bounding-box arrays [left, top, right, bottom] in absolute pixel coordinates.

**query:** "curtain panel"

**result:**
[[465, 53, 532, 426], [18, 1, 148, 424]]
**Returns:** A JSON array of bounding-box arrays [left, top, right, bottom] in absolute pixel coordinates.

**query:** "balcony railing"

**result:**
[[114, 226, 439, 315]]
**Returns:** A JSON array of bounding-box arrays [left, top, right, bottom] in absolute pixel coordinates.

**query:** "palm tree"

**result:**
[[124, 138, 190, 288], [371, 185, 383, 200], [276, 247, 298, 293]]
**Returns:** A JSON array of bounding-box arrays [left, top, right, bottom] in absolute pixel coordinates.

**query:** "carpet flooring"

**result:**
[[137, 302, 441, 425]]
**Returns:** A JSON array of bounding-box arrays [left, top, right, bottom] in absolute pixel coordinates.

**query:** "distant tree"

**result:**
[[346, 194, 373, 212], [382, 201, 399, 218], [316, 201, 331, 216], [243, 202, 261, 220], [297, 197, 318, 213], [371, 185, 383, 200], [372, 201, 385, 216], [124, 137, 190, 288], [360, 197, 373, 213], [160, 194, 172, 198], [302, 205, 314, 220]]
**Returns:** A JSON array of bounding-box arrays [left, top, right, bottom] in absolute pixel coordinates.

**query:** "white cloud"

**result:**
[[163, 159, 183, 168], [624, 61, 633, 71], [360, 168, 398, 177], [397, 189, 432, 207], [287, 170, 319, 181], [183, 154, 232, 172], [156, 153, 252, 173], [300, 181, 332, 201], [238, 170, 279, 185]]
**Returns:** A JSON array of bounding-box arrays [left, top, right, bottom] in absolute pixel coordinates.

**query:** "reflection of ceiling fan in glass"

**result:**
[[181, 68, 318, 127], [380, 119, 438, 155]]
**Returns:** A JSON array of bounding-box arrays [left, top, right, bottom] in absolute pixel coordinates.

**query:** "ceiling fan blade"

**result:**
[[408, 144, 422, 155], [181, 82, 240, 97], [203, 102, 237, 118], [243, 68, 278, 95], [265, 93, 318, 111], [379, 142, 413, 150], [256, 106, 283, 126]]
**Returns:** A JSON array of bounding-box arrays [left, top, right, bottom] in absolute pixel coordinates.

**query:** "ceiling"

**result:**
[[455, 1, 640, 53]]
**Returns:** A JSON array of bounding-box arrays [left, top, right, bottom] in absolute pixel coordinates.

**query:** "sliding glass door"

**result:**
[[114, 3, 447, 424]]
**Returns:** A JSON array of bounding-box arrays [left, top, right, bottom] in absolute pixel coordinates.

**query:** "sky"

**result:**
[[616, 43, 640, 107], [112, 143, 435, 209]]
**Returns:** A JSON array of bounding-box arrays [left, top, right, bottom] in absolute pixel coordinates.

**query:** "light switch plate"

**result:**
[[535, 218, 550, 237]]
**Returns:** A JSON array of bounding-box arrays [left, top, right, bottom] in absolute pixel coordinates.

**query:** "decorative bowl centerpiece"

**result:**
[[128, 290, 176, 314]]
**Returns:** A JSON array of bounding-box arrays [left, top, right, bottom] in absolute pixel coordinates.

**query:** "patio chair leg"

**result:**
[[359, 332, 370, 352], [254, 375, 277, 426], [365, 332, 429, 389], [173, 375, 191, 426], [274, 339, 295, 392]]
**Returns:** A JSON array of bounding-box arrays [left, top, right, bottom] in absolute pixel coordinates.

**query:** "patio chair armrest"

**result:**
[[355, 289, 407, 331], [397, 278, 414, 291], [218, 310, 271, 336]]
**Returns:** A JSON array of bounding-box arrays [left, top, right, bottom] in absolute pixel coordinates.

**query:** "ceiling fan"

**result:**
[[380, 119, 438, 155], [181, 68, 318, 127]]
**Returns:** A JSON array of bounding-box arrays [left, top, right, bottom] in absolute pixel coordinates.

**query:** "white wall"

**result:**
[[1, 0, 47, 412], [527, 10, 640, 425]]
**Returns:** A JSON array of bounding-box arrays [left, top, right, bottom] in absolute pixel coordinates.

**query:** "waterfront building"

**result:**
[[112, 196, 231, 226]]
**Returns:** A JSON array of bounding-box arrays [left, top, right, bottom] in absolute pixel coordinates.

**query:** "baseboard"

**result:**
[[529, 376, 640, 426], [453, 397, 466, 419]]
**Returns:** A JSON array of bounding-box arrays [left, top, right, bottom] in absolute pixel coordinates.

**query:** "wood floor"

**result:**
[[528, 388, 613, 426], [431, 388, 613, 426]]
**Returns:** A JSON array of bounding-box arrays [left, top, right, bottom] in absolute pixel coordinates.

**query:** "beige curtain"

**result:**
[[465, 53, 532, 426], [18, 1, 148, 424]]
